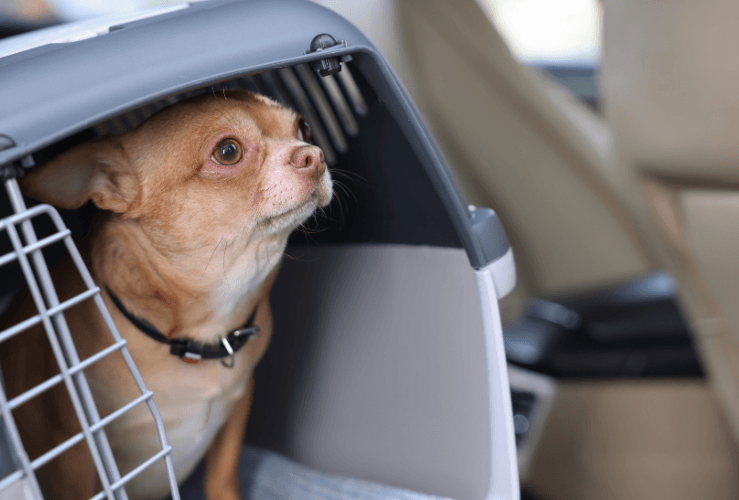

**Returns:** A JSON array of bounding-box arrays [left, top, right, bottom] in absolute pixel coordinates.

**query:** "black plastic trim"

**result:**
[[505, 272, 704, 379]]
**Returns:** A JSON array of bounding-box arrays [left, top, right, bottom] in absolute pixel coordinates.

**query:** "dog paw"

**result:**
[[206, 492, 242, 500], [208, 494, 241, 500], [205, 485, 242, 500]]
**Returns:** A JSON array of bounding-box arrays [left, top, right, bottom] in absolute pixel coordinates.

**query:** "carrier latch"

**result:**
[[0, 135, 33, 181], [307, 33, 350, 77]]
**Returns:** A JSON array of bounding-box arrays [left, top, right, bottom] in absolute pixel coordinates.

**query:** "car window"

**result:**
[[482, 0, 602, 108]]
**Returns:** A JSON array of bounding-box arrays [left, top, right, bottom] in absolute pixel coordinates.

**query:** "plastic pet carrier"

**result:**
[[0, 1, 519, 499]]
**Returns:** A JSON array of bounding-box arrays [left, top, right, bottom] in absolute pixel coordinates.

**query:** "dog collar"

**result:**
[[106, 288, 259, 368]]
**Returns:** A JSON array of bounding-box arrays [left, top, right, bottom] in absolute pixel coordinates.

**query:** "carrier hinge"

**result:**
[[0, 135, 33, 181], [306, 33, 351, 77]]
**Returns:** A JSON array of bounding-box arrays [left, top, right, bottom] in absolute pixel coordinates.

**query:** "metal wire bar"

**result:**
[[0, 314, 43, 344], [29, 431, 84, 472], [8, 340, 127, 411], [0, 287, 99, 345], [42, 206, 180, 499], [2, 201, 180, 499], [30, 391, 153, 471], [46, 288, 100, 316], [69, 340, 128, 375], [0, 202, 61, 229], [19, 228, 72, 255], [87, 296, 182, 500], [0, 251, 14, 268], [0, 468, 24, 492], [89, 392, 153, 433], [0, 228, 71, 267], [6, 182, 128, 500], [6, 374, 58, 413], [0, 348, 44, 500], [4, 213, 118, 500], [89, 447, 172, 500], [0, 250, 16, 268]]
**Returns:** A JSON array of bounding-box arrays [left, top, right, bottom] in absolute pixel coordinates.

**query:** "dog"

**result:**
[[0, 89, 332, 500]]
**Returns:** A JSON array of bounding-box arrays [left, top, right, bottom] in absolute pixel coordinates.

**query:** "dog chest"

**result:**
[[99, 356, 251, 500]]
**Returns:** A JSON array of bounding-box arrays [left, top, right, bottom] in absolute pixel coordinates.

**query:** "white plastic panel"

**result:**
[[267, 244, 518, 500]]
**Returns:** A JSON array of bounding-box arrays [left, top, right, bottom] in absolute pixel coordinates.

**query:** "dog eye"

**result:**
[[212, 138, 243, 165], [298, 119, 312, 144]]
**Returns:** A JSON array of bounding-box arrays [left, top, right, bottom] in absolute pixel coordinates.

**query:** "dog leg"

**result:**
[[45, 438, 98, 500], [204, 376, 254, 500]]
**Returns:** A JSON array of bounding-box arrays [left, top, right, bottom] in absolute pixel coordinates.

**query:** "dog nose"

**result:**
[[290, 145, 325, 175]]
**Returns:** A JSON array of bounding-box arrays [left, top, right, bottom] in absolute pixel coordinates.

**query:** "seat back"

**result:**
[[600, 0, 739, 441]]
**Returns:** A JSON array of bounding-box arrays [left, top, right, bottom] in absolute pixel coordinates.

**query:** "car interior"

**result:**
[[1, 0, 738, 499], [312, 0, 739, 498]]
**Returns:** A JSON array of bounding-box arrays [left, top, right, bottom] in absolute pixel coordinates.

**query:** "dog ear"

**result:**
[[21, 137, 138, 213]]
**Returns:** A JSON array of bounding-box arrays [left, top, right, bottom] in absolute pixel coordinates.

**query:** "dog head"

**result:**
[[21, 90, 333, 259]]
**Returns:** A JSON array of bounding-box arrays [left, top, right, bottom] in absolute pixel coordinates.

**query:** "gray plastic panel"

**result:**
[[0, 0, 503, 268], [470, 207, 510, 263], [262, 244, 492, 499]]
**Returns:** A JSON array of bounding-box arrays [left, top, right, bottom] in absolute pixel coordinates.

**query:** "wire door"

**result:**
[[0, 177, 179, 500]]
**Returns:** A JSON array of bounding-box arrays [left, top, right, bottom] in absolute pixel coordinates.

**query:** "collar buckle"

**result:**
[[232, 326, 260, 340], [220, 337, 235, 368]]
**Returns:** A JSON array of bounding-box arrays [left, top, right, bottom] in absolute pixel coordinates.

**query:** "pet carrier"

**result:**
[[0, 1, 518, 499]]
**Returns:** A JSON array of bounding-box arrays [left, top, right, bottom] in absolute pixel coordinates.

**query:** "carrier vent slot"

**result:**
[[337, 63, 368, 117], [320, 71, 359, 137], [276, 66, 337, 165], [256, 71, 295, 110], [87, 62, 368, 169], [293, 64, 348, 153], [233, 75, 264, 95]]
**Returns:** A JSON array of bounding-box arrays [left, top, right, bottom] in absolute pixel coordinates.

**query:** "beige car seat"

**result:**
[[396, 0, 651, 315], [600, 0, 739, 442], [313, 0, 739, 496], [397, 0, 739, 444]]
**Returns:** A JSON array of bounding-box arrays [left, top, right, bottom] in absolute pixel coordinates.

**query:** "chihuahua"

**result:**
[[0, 90, 332, 500]]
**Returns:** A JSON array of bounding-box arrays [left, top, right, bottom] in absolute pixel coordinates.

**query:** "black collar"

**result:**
[[106, 288, 259, 368]]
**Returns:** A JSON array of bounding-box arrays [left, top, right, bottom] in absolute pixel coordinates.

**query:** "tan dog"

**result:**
[[0, 90, 332, 500]]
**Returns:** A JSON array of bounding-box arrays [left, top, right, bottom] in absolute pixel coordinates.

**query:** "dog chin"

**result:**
[[258, 194, 319, 232], [259, 175, 333, 233]]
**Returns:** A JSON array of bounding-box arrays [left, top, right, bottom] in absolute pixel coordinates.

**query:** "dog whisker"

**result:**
[[332, 179, 356, 203], [222, 238, 230, 286], [201, 238, 223, 278], [328, 185, 348, 228], [328, 168, 369, 185], [314, 211, 338, 224], [282, 249, 321, 263]]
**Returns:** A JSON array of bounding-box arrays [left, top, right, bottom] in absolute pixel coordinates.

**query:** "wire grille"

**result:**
[[0, 179, 179, 500], [91, 63, 368, 167]]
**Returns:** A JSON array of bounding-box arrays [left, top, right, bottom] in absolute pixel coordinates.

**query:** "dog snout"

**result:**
[[290, 145, 325, 176]]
